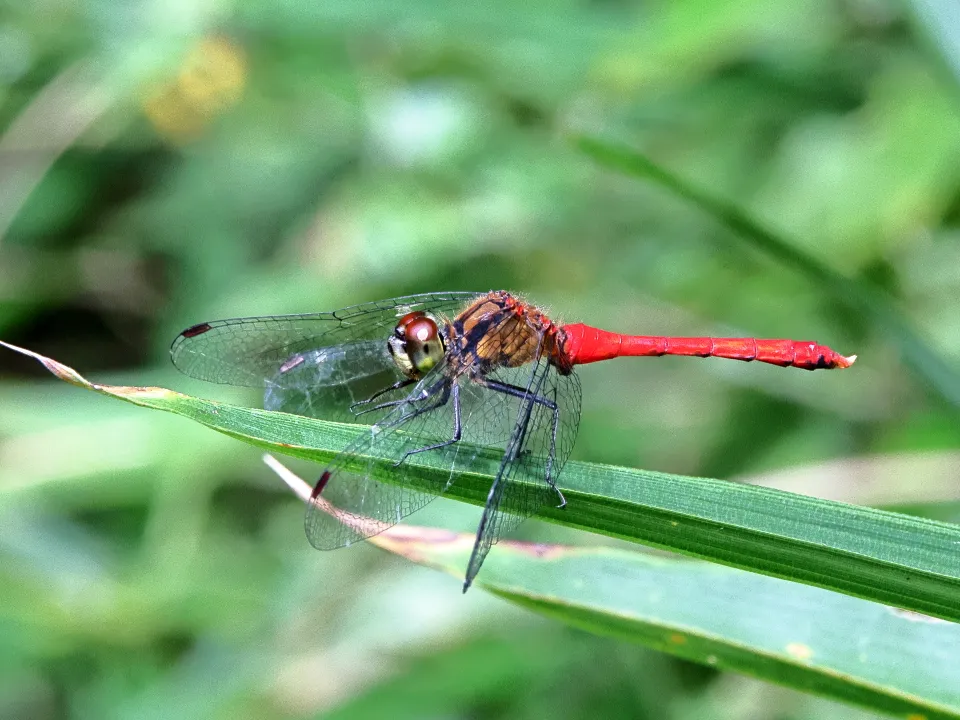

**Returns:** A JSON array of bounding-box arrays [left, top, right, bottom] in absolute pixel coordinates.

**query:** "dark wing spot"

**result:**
[[815, 354, 830, 369], [181, 322, 213, 338], [311, 471, 331, 500]]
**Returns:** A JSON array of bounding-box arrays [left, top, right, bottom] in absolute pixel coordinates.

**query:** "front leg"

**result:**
[[350, 378, 416, 415], [392, 381, 462, 467], [355, 378, 443, 419]]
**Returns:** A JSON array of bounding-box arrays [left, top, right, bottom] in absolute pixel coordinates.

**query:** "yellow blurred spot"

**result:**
[[668, 633, 686, 645], [143, 36, 247, 144], [785, 642, 813, 661], [179, 37, 246, 113], [907, 714, 927, 720]]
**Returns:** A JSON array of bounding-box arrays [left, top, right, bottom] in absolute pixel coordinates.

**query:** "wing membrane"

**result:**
[[263, 340, 401, 425], [463, 354, 582, 590], [170, 292, 478, 387], [302, 342, 581, 551], [171, 292, 479, 425], [303, 364, 469, 549]]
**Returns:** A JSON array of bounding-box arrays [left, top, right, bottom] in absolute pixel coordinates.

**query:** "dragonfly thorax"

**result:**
[[388, 311, 447, 379]]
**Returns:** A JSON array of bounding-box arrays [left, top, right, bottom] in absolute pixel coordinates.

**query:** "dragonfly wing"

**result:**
[[170, 292, 479, 424], [170, 292, 478, 385], [262, 340, 399, 425], [305, 362, 480, 549], [462, 354, 582, 590]]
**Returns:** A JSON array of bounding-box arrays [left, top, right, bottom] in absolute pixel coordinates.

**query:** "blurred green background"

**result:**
[[2, 0, 960, 718]]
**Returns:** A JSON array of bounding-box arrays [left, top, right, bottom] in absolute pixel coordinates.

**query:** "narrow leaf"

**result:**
[[269, 455, 960, 720], [5, 341, 960, 626]]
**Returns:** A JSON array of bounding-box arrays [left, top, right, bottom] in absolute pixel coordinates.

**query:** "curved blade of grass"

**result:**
[[284, 465, 960, 719], [5, 340, 960, 624], [574, 135, 960, 408]]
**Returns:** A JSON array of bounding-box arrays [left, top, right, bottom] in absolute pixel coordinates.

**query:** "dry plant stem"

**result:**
[[264, 453, 313, 503], [263, 453, 387, 539]]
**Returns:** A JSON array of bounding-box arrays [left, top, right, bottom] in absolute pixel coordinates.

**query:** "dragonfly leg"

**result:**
[[471, 377, 565, 508], [354, 383, 435, 418], [349, 378, 416, 415], [391, 382, 461, 467], [374, 377, 449, 430]]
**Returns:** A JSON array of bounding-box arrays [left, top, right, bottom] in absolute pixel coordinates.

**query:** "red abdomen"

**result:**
[[560, 323, 855, 371]]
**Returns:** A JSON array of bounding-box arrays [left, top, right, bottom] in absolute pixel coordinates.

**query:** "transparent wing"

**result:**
[[170, 292, 478, 425], [303, 362, 475, 549], [169, 291, 478, 386], [296, 295, 580, 568], [303, 339, 581, 552], [462, 354, 582, 590], [263, 340, 399, 425]]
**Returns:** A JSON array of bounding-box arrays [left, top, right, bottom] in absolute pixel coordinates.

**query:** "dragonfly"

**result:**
[[170, 291, 855, 591]]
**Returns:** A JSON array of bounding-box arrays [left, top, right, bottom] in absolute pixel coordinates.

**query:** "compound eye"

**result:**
[[405, 317, 437, 344], [397, 311, 425, 328], [403, 316, 444, 374]]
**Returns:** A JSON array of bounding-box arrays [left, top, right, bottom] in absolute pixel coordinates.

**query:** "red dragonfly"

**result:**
[[171, 291, 854, 591]]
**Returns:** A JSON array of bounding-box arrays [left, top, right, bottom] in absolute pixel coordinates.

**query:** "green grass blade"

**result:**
[[6, 340, 960, 626], [341, 511, 960, 719], [270, 458, 960, 718], [574, 135, 960, 408]]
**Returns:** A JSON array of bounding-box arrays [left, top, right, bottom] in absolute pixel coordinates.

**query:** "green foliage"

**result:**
[[2, 0, 960, 718]]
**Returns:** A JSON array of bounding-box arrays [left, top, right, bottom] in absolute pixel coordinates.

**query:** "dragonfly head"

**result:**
[[389, 311, 447, 379]]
